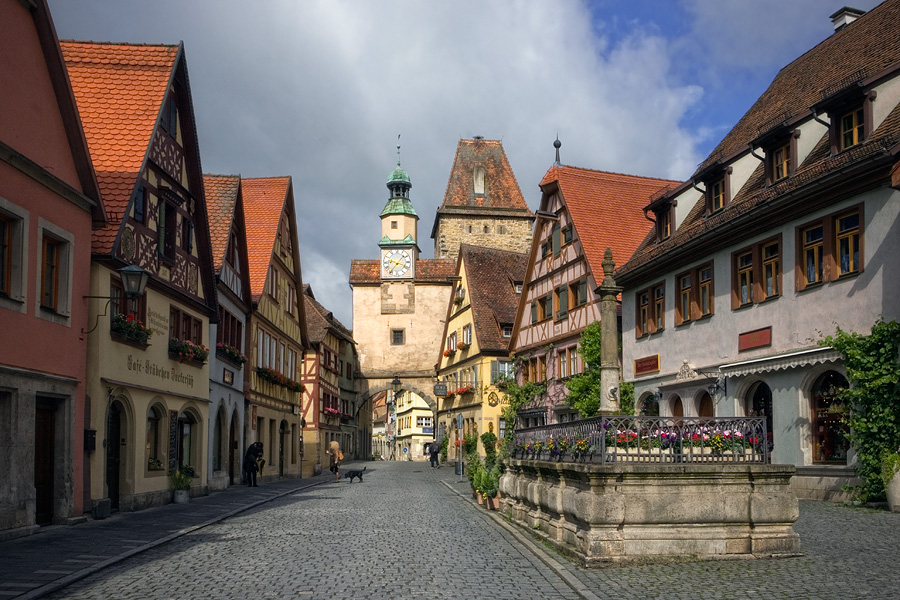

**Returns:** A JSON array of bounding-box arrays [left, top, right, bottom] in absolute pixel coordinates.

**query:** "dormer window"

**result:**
[[474, 166, 485, 196], [773, 143, 791, 181], [701, 167, 732, 216], [839, 106, 865, 150], [816, 81, 876, 156], [762, 130, 799, 185]]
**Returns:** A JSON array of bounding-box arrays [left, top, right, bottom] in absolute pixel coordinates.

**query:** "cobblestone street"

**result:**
[[1, 461, 896, 600]]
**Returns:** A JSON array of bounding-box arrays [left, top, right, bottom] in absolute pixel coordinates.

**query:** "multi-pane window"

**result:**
[[737, 251, 753, 306], [658, 208, 671, 240], [286, 348, 297, 380], [763, 241, 780, 298], [678, 273, 691, 324], [181, 218, 193, 253], [0, 214, 10, 296], [802, 225, 824, 287], [447, 332, 457, 351], [217, 307, 243, 350], [653, 285, 665, 331], [636, 283, 665, 337], [417, 416, 433, 428], [532, 294, 552, 323], [569, 347, 579, 375], [732, 237, 780, 308], [285, 284, 295, 315], [133, 185, 147, 224], [569, 278, 588, 308], [638, 290, 649, 336], [558, 351, 568, 378], [699, 266, 713, 317], [773, 143, 791, 181], [710, 179, 726, 213], [40, 236, 60, 311], [562, 226, 573, 245], [110, 278, 145, 322], [837, 212, 860, 275], [226, 230, 241, 272], [501, 325, 512, 338], [491, 360, 513, 384], [541, 242, 549, 259], [170, 306, 202, 344], [675, 263, 714, 325], [158, 200, 177, 261], [840, 107, 865, 150], [266, 266, 278, 300], [391, 329, 404, 345], [462, 324, 472, 345]]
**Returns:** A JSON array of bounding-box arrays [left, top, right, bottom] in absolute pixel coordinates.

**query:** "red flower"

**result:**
[[126, 314, 135, 323]]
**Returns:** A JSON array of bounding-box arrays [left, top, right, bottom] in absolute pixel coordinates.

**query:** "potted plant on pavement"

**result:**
[[882, 448, 900, 512], [171, 465, 194, 503], [482, 465, 500, 510]]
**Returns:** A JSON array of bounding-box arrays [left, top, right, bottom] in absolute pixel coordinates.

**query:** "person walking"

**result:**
[[429, 441, 440, 468], [243, 442, 263, 487], [326, 440, 342, 481]]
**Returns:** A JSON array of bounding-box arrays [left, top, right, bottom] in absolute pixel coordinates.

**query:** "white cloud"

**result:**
[[49, 0, 720, 326]]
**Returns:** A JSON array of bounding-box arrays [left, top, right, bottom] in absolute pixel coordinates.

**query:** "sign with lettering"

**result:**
[[168, 410, 178, 472], [739, 327, 772, 352], [126, 355, 197, 390], [433, 384, 447, 397], [634, 355, 660, 376]]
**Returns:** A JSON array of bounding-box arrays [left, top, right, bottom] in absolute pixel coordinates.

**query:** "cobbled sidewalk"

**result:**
[[0, 469, 335, 600], [2, 460, 900, 599]]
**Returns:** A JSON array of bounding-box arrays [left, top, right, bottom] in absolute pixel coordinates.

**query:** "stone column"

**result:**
[[598, 248, 622, 415]]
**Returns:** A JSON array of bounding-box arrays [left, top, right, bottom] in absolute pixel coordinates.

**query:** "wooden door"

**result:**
[[34, 402, 55, 525], [106, 402, 122, 510]]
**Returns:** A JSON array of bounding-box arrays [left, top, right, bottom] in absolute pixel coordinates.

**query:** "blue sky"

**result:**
[[47, 0, 885, 325]]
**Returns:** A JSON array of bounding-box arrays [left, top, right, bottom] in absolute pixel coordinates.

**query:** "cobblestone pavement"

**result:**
[[1, 461, 898, 599]]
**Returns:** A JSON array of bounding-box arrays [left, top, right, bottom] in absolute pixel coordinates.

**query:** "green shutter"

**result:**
[[552, 224, 561, 256], [531, 301, 537, 323], [579, 279, 588, 306], [557, 286, 568, 317]]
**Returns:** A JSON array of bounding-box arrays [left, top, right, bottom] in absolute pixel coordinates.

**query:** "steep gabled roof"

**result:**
[[431, 137, 532, 238], [61, 41, 179, 253], [461, 244, 527, 352], [302, 284, 353, 346], [241, 176, 292, 301], [540, 166, 680, 276], [204, 174, 241, 272], [618, 0, 900, 282], [695, 0, 900, 175]]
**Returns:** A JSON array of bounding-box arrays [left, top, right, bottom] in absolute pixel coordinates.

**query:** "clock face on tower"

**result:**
[[382, 249, 412, 278]]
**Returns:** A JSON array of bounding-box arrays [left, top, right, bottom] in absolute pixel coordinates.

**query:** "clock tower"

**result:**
[[379, 149, 419, 280]]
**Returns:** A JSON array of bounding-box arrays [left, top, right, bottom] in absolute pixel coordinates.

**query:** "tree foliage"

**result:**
[[565, 321, 607, 418], [820, 319, 900, 500], [497, 363, 545, 448]]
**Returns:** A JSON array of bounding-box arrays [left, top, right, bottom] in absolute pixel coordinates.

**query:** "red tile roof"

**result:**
[[541, 166, 680, 275], [437, 138, 532, 213], [618, 0, 900, 282], [349, 258, 456, 284], [241, 176, 291, 301], [302, 285, 352, 345], [203, 174, 240, 273], [461, 244, 528, 352], [696, 0, 900, 175], [61, 41, 179, 254]]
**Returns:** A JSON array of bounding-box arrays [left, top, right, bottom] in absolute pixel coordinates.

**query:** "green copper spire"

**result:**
[[381, 135, 417, 217]]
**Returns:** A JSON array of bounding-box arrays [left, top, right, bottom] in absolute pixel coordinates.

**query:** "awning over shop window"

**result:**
[[719, 347, 841, 378]]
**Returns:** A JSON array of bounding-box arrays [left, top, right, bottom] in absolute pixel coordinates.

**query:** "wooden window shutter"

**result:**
[[491, 360, 499, 383], [552, 224, 561, 256], [531, 301, 537, 324]]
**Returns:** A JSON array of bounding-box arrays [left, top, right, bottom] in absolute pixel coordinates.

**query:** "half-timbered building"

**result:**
[[509, 159, 678, 426], [0, 0, 105, 538], [241, 176, 308, 482], [63, 40, 218, 512], [436, 244, 526, 460], [617, 2, 900, 501], [204, 174, 251, 490], [299, 285, 357, 475]]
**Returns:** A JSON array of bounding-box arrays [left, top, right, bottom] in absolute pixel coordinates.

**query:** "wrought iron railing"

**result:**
[[511, 416, 770, 464]]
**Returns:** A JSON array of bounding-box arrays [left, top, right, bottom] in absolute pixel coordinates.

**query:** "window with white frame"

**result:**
[[36, 218, 74, 322]]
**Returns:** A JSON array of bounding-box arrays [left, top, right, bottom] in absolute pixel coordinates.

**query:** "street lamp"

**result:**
[[391, 374, 402, 393], [82, 264, 151, 335]]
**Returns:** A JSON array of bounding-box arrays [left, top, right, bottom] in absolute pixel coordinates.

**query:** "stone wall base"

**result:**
[[500, 459, 801, 566], [791, 466, 860, 502]]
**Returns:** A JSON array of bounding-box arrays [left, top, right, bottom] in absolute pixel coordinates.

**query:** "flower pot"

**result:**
[[484, 496, 498, 510], [476, 493, 484, 505], [886, 472, 900, 513], [173, 489, 190, 504]]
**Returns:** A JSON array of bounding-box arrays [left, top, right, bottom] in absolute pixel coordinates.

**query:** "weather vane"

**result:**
[[397, 134, 401, 166]]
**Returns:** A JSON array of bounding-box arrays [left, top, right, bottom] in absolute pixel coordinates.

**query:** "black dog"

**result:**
[[342, 466, 366, 483]]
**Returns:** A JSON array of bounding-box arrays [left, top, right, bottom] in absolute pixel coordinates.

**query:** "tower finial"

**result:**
[[553, 135, 561, 166], [397, 134, 401, 166]]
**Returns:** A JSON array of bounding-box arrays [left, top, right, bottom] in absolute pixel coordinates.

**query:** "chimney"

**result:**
[[830, 6, 866, 32]]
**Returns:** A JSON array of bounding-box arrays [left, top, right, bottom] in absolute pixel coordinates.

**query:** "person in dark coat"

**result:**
[[429, 441, 440, 468], [243, 442, 263, 487]]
